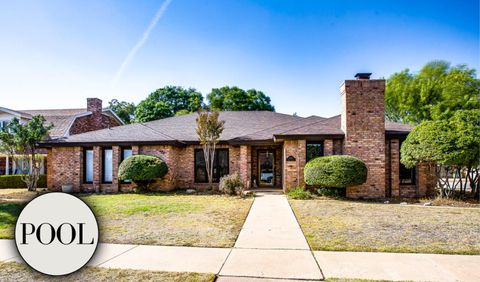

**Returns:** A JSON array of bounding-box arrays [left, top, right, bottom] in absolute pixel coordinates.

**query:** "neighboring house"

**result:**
[[41, 75, 436, 198], [0, 98, 124, 176]]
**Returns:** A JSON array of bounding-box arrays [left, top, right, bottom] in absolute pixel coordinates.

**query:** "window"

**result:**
[[103, 148, 113, 183], [121, 148, 133, 161], [399, 140, 416, 184], [121, 148, 133, 183], [194, 149, 229, 183], [84, 149, 93, 183], [306, 142, 324, 162]]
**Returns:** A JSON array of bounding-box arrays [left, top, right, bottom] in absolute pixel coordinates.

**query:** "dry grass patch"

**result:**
[[290, 199, 480, 255], [0, 261, 215, 282], [0, 192, 252, 247], [0, 189, 47, 203], [82, 193, 253, 247]]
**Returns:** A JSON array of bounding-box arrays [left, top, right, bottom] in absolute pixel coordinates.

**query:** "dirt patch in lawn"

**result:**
[[0, 189, 47, 203], [0, 261, 215, 282], [290, 199, 480, 255], [82, 193, 253, 248]]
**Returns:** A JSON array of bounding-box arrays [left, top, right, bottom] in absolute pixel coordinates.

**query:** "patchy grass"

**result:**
[[326, 279, 410, 282], [82, 193, 252, 247], [326, 279, 409, 282], [0, 189, 47, 203], [290, 199, 480, 255], [0, 202, 24, 239], [0, 192, 252, 247], [0, 261, 215, 282]]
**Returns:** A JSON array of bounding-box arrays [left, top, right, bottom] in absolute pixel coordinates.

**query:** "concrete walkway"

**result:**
[[2, 192, 480, 281], [218, 192, 323, 280]]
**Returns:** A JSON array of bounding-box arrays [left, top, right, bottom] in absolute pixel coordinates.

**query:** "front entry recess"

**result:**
[[258, 150, 274, 186]]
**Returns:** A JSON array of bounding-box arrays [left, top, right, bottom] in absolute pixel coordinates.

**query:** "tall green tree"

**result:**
[[385, 61, 480, 124], [108, 99, 136, 124], [401, 109, 480, 199], [196, 110, 225, 190], [207, 86, 275, 111], [0, 116, 53, 190], [135, 86, 204, 122]]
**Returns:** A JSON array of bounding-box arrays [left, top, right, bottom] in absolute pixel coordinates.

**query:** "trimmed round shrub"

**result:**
[[304, 155, 367, 188], [219, 173, 244, 195], [118, 155, 168, 191]]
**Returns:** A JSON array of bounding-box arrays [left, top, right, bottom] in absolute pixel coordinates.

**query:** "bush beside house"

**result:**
[[118, 155, 168, 192], [304, 155, 367, 189], [0, 175, 47, 189], [219, 173, 244, 195]]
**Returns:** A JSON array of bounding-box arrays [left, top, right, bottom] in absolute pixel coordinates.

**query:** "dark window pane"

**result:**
[[399, 140, 416, 184], [195, 149, 229, 183], [307, 142, 324, 162]]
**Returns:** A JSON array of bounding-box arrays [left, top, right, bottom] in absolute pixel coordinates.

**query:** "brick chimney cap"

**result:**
[[355, 73, 372, 80]]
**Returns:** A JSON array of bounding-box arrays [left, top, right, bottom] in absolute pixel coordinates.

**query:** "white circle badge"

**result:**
[[15, 192, 99, 276]]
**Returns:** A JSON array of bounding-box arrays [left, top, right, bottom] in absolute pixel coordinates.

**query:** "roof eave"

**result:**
[[39, 140, 186, 148]]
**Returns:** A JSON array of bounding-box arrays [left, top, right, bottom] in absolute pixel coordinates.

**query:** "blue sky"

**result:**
[[0, 0, 478, 117]]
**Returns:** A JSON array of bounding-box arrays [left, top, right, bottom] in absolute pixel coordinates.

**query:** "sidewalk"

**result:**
[[1, 192, 480, 281], [218, 192, 323, 280]]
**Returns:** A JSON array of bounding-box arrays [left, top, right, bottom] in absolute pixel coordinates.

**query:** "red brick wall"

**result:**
[[324, 139, 333, 156], [69, 114, 120, 135], [341, 79, 386, 198], [282, 139, 306, 192], [47, 147, 82, 192]]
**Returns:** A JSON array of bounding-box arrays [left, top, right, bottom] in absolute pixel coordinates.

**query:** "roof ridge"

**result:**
[[230, 117, 310, 140], [277, 117, 339, 135], [139, 123, 183, 143]]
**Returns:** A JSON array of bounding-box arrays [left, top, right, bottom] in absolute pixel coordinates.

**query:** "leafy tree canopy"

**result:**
[[108, 99, 136, 124], [401, 109, 480, 169], [385, 60, 479, 124], [207, 86, 275, 111], [135, 86, 204, 122]]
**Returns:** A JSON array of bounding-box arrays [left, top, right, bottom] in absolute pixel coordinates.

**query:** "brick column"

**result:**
[[93, 146, 101, 193], [418, 163, 437, 197], [132, 145, 139, 155], [111, 146, 120, 193], [390, 139, 400, 197], [324, 139, 334, 156], [283, 140, 306, 192], [239, 145, 251, 189]]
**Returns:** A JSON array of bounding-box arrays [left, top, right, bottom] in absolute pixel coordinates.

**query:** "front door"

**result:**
[[258, 150, 275, 187]]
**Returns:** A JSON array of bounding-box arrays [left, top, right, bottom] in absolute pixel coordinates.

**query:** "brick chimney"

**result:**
[[87, 98, 102, 115], [340, 73, 386, 198], [87, 98, 103, 129]]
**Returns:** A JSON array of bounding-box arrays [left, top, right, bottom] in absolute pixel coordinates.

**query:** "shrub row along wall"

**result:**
[[0, 175, 47, 188]]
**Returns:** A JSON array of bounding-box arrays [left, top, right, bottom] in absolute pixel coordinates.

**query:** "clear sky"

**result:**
[[0, 0, 478, 117]]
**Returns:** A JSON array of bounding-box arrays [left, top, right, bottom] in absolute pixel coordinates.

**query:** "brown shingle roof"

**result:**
[[21, 108, 123, 138], [42, 111, 413, 146]]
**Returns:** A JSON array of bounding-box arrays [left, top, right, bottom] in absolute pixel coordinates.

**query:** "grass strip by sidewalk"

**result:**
[[290, 199, 480, 255], [0, 192, 253, 248], [0, 261, 215, 282]]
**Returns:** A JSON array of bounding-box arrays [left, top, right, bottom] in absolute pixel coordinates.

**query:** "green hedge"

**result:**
[[304, 155, 367, 188], [118, 155, 168, 191], [0, 174, 47, 188]]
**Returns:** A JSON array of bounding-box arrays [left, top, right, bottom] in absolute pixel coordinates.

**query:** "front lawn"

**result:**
[[0, 191, 253, 247], [290, 199, 480, 255], [82, 193, 252, 247], [0, 261, 215, 282]]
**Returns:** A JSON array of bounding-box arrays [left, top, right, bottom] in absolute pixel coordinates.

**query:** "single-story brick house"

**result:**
[[0, 98, 123, 175], [41, 75, 436, 198]]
